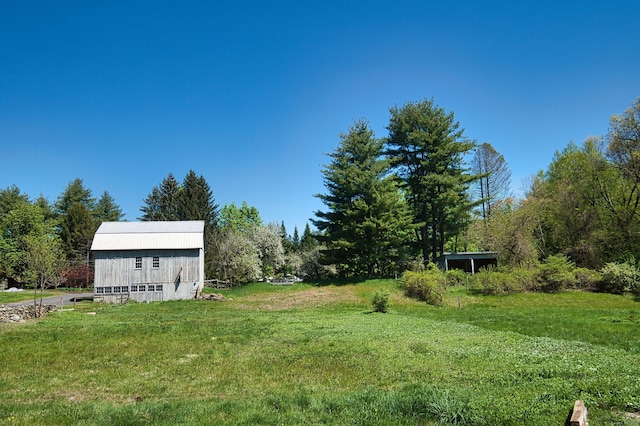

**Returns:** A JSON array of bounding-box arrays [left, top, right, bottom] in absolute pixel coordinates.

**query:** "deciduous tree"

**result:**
[[471, 142, 512, 219]]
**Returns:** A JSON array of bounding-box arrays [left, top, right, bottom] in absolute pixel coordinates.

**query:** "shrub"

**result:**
[[65, 264, 93, 288], [402, 270, 445, 306], [600, 261, 639, 294], [573, 267, 602, 291], [371, 290, 390, 313], [444, 269, 467, 287], [469, 266, 525, 295], [534, 255, 576, 293]]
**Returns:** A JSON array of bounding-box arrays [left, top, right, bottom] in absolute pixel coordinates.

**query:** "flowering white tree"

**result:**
[[249, 222, 285, 278]]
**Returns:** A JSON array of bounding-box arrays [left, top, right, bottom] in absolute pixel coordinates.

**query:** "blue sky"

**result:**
[[1, 1, 639, 233]]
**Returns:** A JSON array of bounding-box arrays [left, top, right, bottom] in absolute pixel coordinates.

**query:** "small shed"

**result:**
[[436, 252, 498, 274], [90, 221, 205, 303]]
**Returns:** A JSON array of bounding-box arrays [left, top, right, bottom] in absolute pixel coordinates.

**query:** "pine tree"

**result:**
[[179, 170, 219, 227], [140, 173, 182, 220], [314, 119, 413, 277], [386, 99, 478, 263], [55, 178, 95, 215], [94, 190, 124, 222]]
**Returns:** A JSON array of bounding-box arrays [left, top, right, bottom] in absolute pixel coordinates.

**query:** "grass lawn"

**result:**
[[1, 280, 639, 425]]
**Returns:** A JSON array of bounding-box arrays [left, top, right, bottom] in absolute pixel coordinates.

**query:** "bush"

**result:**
[[469, 266, 525, 295], [573, 267, 602, 291], [371, 290, 390, 313], [402, 270, 445, 306], [65, 264, 93, 288], [444, 269, 467, 287], [534, 255, 576, 293], [600, 261, 639, 294]]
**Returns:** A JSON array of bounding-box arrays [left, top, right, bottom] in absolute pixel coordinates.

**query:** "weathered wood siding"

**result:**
[[94, 249, 201, 301]]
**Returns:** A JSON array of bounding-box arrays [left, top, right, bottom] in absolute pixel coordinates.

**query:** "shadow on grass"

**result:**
[[304, 277, 371, 287]]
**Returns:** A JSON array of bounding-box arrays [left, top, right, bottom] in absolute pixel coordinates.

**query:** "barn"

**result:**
[[90, 221, 205, 303]]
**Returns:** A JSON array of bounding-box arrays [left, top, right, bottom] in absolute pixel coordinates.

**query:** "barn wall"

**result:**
[[94, 249, 201, 301]]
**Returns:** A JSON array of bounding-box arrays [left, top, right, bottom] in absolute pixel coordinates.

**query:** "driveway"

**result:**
[[5, 293, 93, 307]]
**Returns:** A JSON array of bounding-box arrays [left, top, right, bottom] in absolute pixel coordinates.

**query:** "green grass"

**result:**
[[1, 280, 639, 425], [0, 290, 57, 304]]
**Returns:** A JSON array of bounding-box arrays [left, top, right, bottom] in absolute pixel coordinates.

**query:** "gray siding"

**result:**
[[94, 249, 201, 302]]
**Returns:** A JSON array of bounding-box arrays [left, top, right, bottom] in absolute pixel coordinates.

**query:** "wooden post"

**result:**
[[569, 400, 587, 426]]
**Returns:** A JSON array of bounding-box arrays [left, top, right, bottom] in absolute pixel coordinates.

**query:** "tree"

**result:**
[[179, 170, 219, 227], [249, 223, 285, 277], [606, 97, 640, 183], [59, 202, 97, 261], [55, 178, 95, 215], [24, 232, 66, 312], [470, 198, 540, 268], [139, 173, 182, 220], [386, 99, 478, 263], [313, 119, 414, 277], [0, 202, 57, 287], [300, 223, 316, 251], [0, 185, 29, 217], [219, 202, 263, 234], [471, 142, 512, 219], [209, 228, 261, 284], [94, 190, 124, 221]]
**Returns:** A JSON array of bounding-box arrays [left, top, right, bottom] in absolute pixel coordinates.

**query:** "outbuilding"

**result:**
[[436, 251, 498, 274], [90, 221, 205, 303]]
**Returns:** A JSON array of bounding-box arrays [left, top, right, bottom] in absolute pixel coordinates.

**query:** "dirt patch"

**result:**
[[235, 287, 359, 311]]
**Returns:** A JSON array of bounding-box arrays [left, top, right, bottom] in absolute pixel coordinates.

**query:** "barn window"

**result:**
[[138, 285, 146, 292], [153, 256, 160, 268], [135, 257, 142, 269], [148, 285, 155, 292], [113, 286, 121, 293], [104, 287, 112, 294], [130, 285, 138, 292], [156, 284, 163, 292], [95, 287, 104, 294]]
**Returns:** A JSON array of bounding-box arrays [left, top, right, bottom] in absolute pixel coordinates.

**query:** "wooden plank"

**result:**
[[569, 400, 587, 426]]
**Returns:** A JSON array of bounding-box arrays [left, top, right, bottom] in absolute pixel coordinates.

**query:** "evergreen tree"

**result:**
[[386, 99, 478, 263], [55, 179, 99, 261], [300, 223, 316, 251], [94, 190, 124, 221], [313, 119, 413, 277], [179, 170, 219, 227], [140, 173, 182, 220], [55, 178, 95, 215], [59, 202, 97, 261], [292, 226, 300, 251]]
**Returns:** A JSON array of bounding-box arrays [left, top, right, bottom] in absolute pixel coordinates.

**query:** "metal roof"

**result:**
[[91, 221, 204, 251]]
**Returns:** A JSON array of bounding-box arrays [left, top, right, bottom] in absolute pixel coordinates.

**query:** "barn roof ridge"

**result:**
[[91, 221, 205, 251]]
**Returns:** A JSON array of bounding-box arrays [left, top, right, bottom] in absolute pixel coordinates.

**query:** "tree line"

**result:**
[[313, 97, 640, 285], [2, 96, 639, 290], [0, 170, 320, 289]]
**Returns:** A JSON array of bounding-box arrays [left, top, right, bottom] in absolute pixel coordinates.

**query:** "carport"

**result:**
[[436, 252, 498, 274]]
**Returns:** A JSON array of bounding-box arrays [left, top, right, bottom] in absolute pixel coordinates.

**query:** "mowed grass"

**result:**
[[1, 280, 640, 425]]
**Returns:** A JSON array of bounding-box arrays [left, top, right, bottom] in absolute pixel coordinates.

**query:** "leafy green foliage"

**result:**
[[371, 289, 390, 313], [469, 266, 526, 295], [445, 269, 468, 287], [219, 201, 262, 233], [534, 254, 576, 293], [402, 269, 445, 305], [600, 260, 639, 294]]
